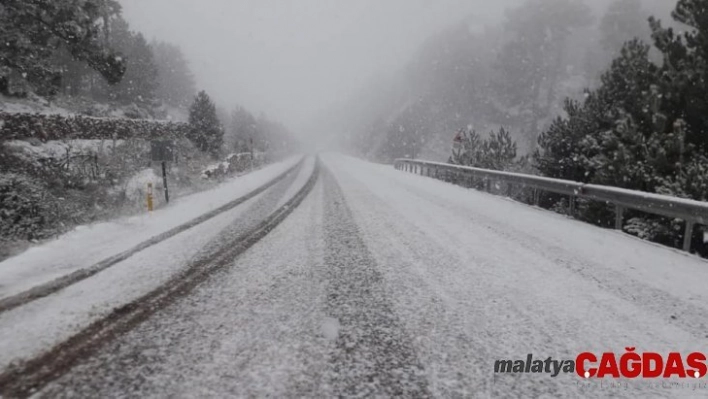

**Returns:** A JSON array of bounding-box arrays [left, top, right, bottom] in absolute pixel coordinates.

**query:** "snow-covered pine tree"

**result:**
[[450, 128, 517, 171], [535, 0, 708, 252], [537, 38, 661, 185], [650, 0, 708, 151], [481, 128, 517, 170], [449, 129, 481, 166], [188, 91, 224, 156], [0, 0, 126, 95]]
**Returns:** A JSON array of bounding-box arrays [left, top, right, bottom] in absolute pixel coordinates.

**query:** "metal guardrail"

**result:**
[[394, 158, 708, 252]]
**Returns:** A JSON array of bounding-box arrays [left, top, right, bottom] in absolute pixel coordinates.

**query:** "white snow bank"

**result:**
[[0, 155, 313, 371], [0, 155, 302, 300]]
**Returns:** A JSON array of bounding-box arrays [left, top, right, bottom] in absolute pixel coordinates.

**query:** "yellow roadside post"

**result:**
[[147, 183, 154, 212]]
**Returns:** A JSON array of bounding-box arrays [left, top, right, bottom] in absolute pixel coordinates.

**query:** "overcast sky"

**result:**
[[120, 0, 518, 132]]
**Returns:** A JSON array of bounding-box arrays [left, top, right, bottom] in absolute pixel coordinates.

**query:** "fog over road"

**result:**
[[5, 154, 708, 398]]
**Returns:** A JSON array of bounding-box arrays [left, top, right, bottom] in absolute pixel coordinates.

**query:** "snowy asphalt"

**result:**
[[5, 154, 708, 398]]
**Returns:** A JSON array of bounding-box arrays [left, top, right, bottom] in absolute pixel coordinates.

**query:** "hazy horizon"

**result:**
[[120, 0, 522, 133]]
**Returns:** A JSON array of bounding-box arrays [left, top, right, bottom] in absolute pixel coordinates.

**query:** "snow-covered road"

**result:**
[[5, 154, 708, 398]]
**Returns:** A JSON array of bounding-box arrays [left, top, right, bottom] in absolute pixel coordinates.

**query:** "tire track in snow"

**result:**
[[0, 158, 319, 398], [35, 170, 329, 398], [321, 167, 431, 398], [0, 157, 304, 315]]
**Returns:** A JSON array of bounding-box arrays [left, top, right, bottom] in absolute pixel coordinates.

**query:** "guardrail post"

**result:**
[[533, 189, 540, 206], [614, 205, 624, 230], [569, 196, 576, 217], [485, 178, 491, 193], [683, 221, 694, 252], [506, 182, 513, 198]]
